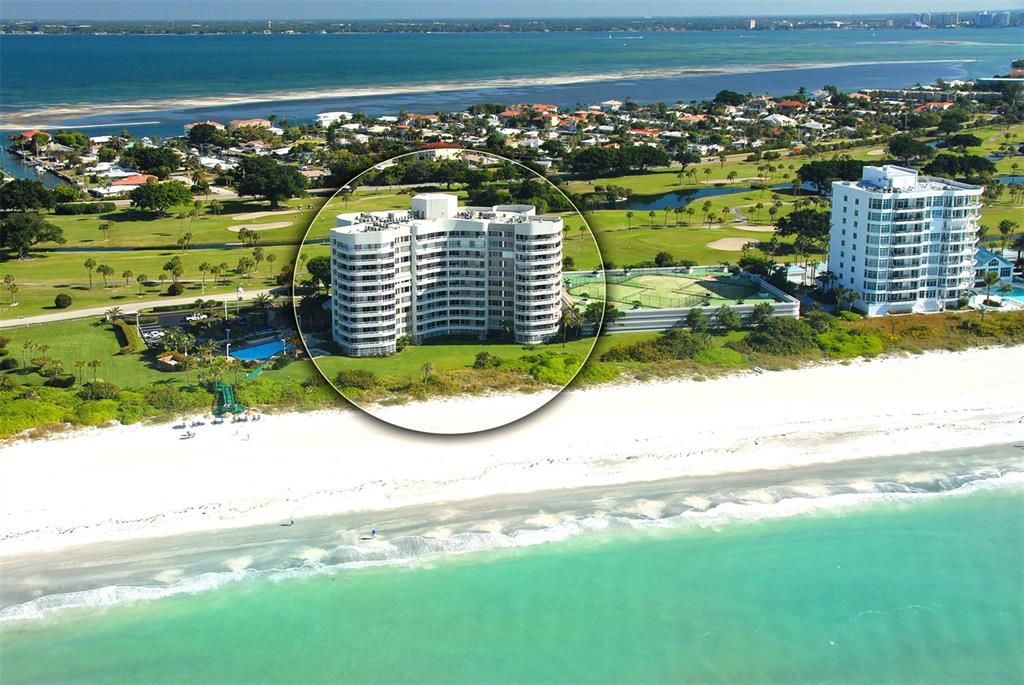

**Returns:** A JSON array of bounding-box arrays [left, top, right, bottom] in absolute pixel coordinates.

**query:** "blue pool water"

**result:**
[[230, 340, 289, 361], [1003, 284, 1024, 303]]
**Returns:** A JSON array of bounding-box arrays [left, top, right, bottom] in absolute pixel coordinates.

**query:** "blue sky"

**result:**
[[3, 1, 1022, 20]]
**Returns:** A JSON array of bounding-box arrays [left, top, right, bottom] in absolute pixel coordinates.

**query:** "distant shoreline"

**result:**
[[0, 58, 973, 129]]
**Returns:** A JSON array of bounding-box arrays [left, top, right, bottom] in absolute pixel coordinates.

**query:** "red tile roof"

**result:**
[[111, 174, 157, 186]]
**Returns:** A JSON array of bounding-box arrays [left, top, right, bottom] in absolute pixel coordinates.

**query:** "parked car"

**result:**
[[186, 313, 209, 322]]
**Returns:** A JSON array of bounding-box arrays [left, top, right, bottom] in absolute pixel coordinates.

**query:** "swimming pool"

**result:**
[[230, 340, 290, 361], [1002, 284, 1024, 303]]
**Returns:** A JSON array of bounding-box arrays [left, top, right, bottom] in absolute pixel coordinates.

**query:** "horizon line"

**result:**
[[4, 10, 1021, 23]]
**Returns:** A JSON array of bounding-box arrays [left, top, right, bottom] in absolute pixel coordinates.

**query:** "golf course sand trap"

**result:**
[[227, 221, 293, 232], [707, 237, 752, 251], [736, 225, 776, 233], [231, 209, 301, 221]]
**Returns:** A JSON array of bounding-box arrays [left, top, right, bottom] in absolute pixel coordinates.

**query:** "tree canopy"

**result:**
[[796, 159, 868, 194], [187, 123, 232, 148], [120, 146, 181, 178], [0, 179, 56, 212], [129, 179, 193, 215], [775, 208, 830, 244], [0, 212, 65, 258], [234, 156, 307, 208], [566, 145, 670, 178], [922, 153, 995, 182], [886, 134, 934, 164]]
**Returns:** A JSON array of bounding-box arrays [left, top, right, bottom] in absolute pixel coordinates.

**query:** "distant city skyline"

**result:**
[[2, 0, 1022, 21]]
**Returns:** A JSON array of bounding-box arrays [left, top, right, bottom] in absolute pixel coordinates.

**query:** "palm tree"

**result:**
[[3, 274, 17, 306], [626, 210, 634, 229], [96, 264, 114, 287], [998, 219, 1018, 252], [834, 285, 848, 311], [846, 291, 860, 313], [251, 292, 273, 324], [727, 170, 738, 183], [648, 210, 656, 228], [685, 206, 695, 225], [982, 270, 1000, 306], [98, 222, 112, 241], [421, 363, 434, 382], [121, 269, 134, 287], [84, 258, 97, 288], [104, 306, 122, 322], [198, 262, 211, 293], [87, 359, 101, 383], [560, 303, 582, 345], [136, 273, 148, 295], [20, 340, 36, 367], [1012, 234, 1024, 265], [74, 360, 87, 384], [266, 253, 278, 275]]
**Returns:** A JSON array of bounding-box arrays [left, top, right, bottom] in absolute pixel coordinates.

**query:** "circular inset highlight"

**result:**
[[293, 150, 604, 434]]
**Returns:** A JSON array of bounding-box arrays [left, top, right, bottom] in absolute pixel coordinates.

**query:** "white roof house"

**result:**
[[316, 111, 353, 127]]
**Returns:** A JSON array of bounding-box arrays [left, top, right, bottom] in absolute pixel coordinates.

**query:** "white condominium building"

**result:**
[[828, 165, 983, 316], [330, 193, 563, 356]]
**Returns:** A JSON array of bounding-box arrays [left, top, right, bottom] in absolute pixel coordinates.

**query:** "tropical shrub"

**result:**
[[335, 369, 379, 390], [54, 293, 72, 309], [44, 373, 76, 388], [745, 317, 818, 355], [79, 381, 120, 400]]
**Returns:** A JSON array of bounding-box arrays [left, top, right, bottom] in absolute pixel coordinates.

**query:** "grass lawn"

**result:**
[[2, 318, 175, 387], [565, 218, 794, 270], [0, 318, 322, 390], [42, 196, 326, 249], [1, 244, 300, 318], [314, 336, 596, 382]]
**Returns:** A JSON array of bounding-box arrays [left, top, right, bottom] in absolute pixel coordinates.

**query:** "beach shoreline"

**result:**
[[1, 346, 1022, 563]]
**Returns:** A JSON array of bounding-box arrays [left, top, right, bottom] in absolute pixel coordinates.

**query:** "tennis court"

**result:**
[[566, 270, 778, 309]]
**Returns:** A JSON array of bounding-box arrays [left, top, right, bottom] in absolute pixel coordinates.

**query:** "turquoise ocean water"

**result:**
[[0, 29, 1020, 138], [2, 480, 1021, 684]]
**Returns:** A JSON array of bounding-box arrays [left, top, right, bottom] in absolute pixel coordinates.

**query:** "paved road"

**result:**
[[0, 287, 289, 330]]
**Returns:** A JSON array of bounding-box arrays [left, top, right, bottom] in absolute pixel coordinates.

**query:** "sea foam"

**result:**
[[2, 469, 1020, 624]]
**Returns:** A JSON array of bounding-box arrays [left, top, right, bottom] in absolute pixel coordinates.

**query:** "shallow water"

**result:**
[[1, 29, 1019, 135], [2, 462, 1021, 684]]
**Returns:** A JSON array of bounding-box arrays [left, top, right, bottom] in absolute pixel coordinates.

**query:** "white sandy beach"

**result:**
[[1, 346, 1022, 558]]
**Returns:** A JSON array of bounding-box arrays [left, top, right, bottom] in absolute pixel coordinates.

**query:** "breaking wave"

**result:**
[[2, 468, 1020, 624]]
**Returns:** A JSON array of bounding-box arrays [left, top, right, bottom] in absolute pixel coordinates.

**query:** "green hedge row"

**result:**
[[54, 201, 117, 215]]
